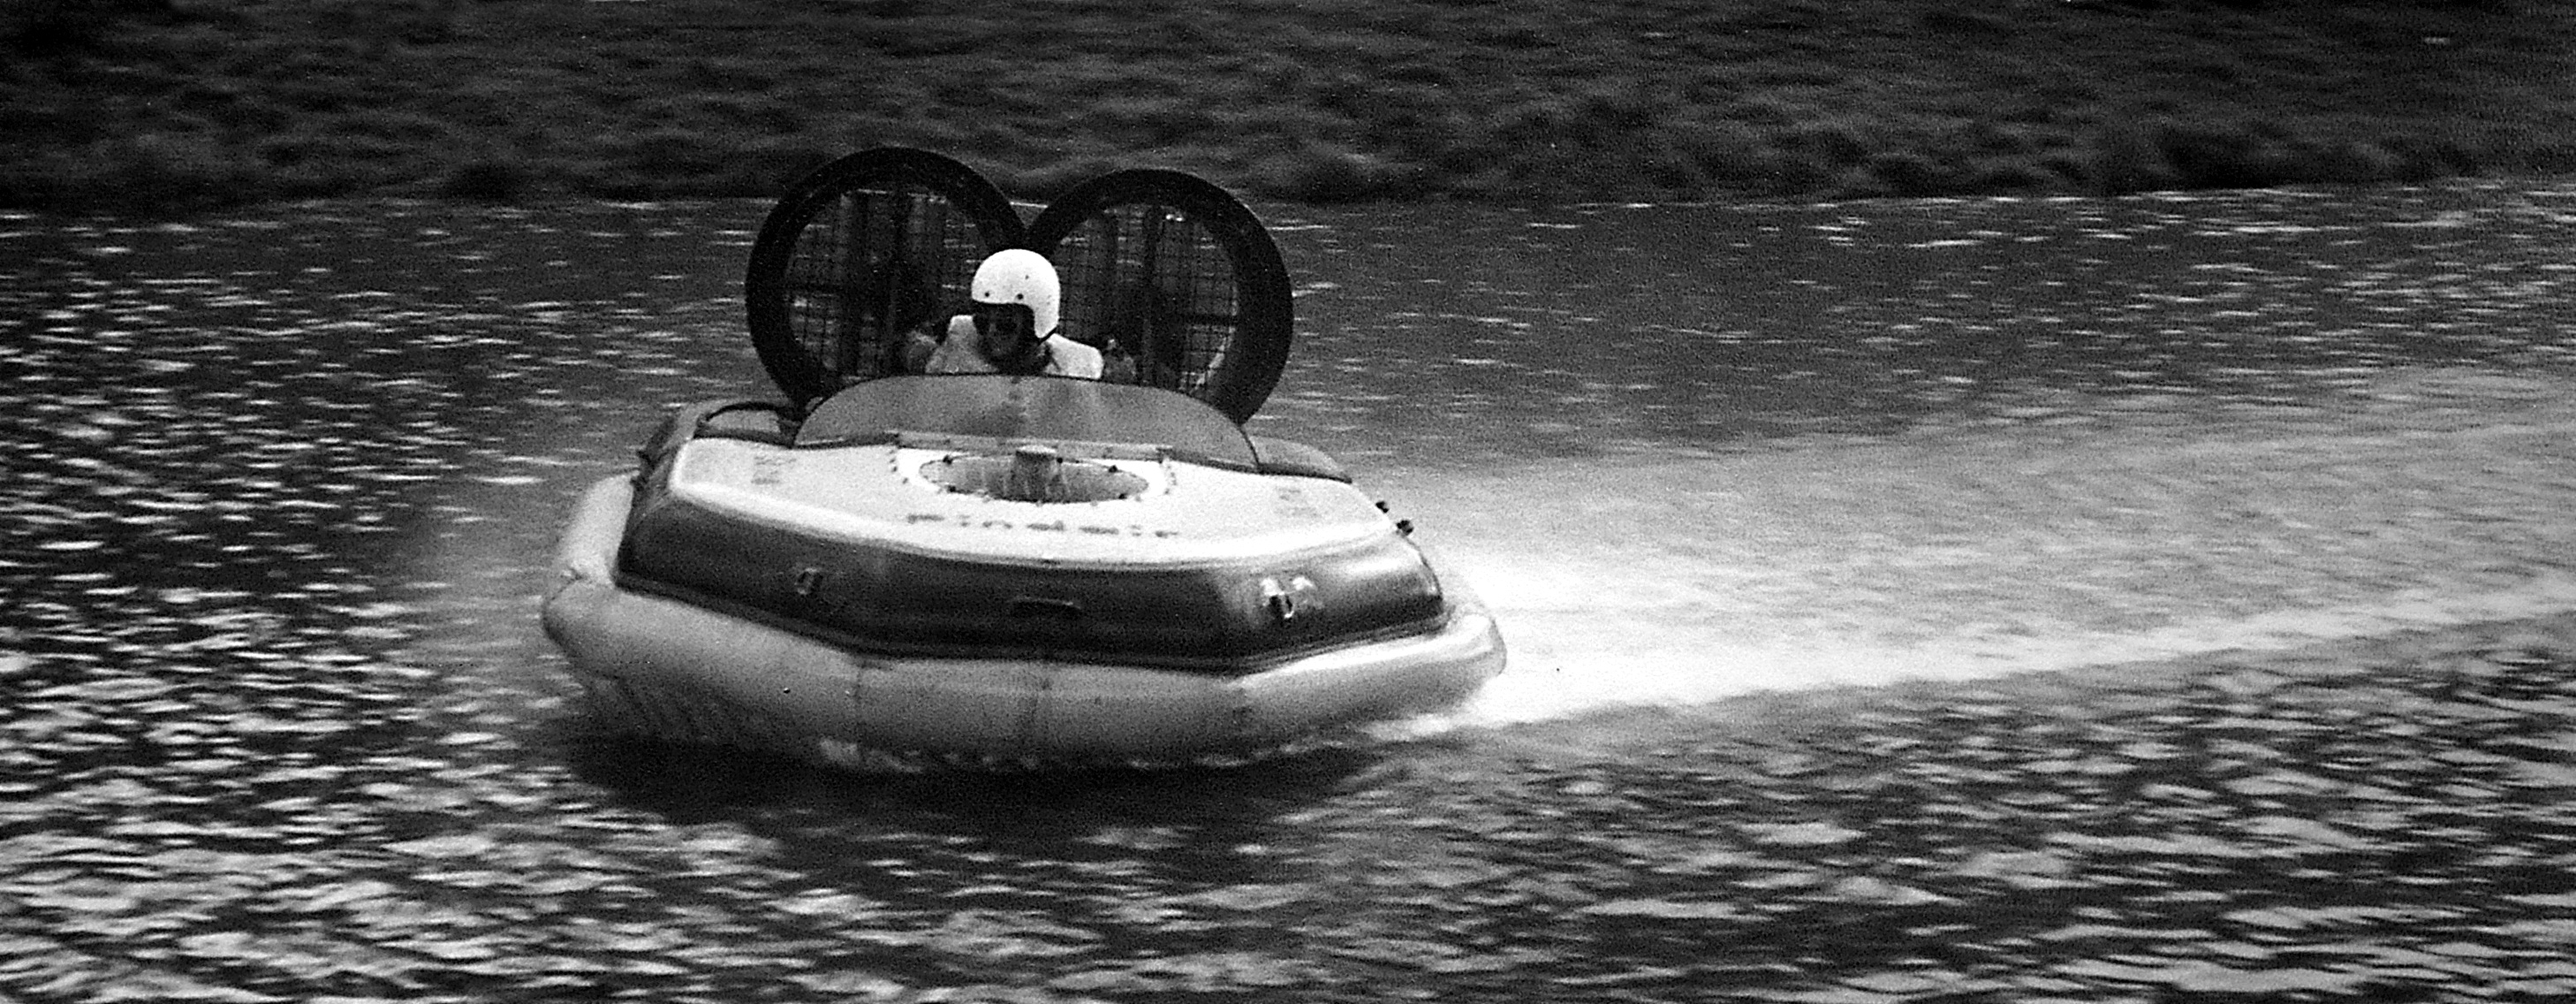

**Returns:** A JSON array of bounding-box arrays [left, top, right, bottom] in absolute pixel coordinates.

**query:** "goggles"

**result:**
[[969, 301, 1038, 346]]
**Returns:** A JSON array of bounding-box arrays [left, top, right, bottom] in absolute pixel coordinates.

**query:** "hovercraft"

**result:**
[[541, 149, 1504, 766]]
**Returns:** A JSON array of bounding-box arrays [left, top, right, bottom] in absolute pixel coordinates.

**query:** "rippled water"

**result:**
[[4, 182, 2573, 1001]]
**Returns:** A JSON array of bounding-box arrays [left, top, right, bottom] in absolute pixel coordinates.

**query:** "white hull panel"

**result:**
[[541, 476, 1504, 764]]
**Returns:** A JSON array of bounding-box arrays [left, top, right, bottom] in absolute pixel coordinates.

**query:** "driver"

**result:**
[[907, 249, 1103, 378]]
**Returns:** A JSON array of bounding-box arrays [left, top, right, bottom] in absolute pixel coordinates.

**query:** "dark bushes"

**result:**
[[4, 0, 2571, 212]]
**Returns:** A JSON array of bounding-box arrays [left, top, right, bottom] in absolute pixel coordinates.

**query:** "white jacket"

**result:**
[[922, 316, 1103, 378]]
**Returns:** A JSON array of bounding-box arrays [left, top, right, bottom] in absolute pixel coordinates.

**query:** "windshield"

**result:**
[[795, 374, 1258, 468]]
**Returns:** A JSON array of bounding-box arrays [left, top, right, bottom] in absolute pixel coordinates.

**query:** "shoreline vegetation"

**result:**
[[4, 0, 2571, 215]]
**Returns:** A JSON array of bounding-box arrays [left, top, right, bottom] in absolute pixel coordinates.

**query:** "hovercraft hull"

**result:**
[[542, 476, 1505, 765]]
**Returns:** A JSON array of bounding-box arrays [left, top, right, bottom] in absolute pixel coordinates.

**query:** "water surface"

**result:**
[[4, 182, 2574, 1001]]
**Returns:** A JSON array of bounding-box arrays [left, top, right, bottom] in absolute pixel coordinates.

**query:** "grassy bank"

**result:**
[[4, 0, 2572, 213]]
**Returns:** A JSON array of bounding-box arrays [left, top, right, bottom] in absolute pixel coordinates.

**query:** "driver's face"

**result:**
[[970, 301, 1037, 353]]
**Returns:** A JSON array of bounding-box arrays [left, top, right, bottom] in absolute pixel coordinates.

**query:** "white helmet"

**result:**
[[969, 249, 1060, 339]]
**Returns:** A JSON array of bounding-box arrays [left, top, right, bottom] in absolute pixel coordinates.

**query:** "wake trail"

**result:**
[[1374, 369, 2576, 727]]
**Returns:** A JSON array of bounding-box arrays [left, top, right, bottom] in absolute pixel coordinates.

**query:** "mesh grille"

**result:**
[[1049, 205, 1240, 395], [782, 185, 992, 387], [750, 151, 1284, 422]]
